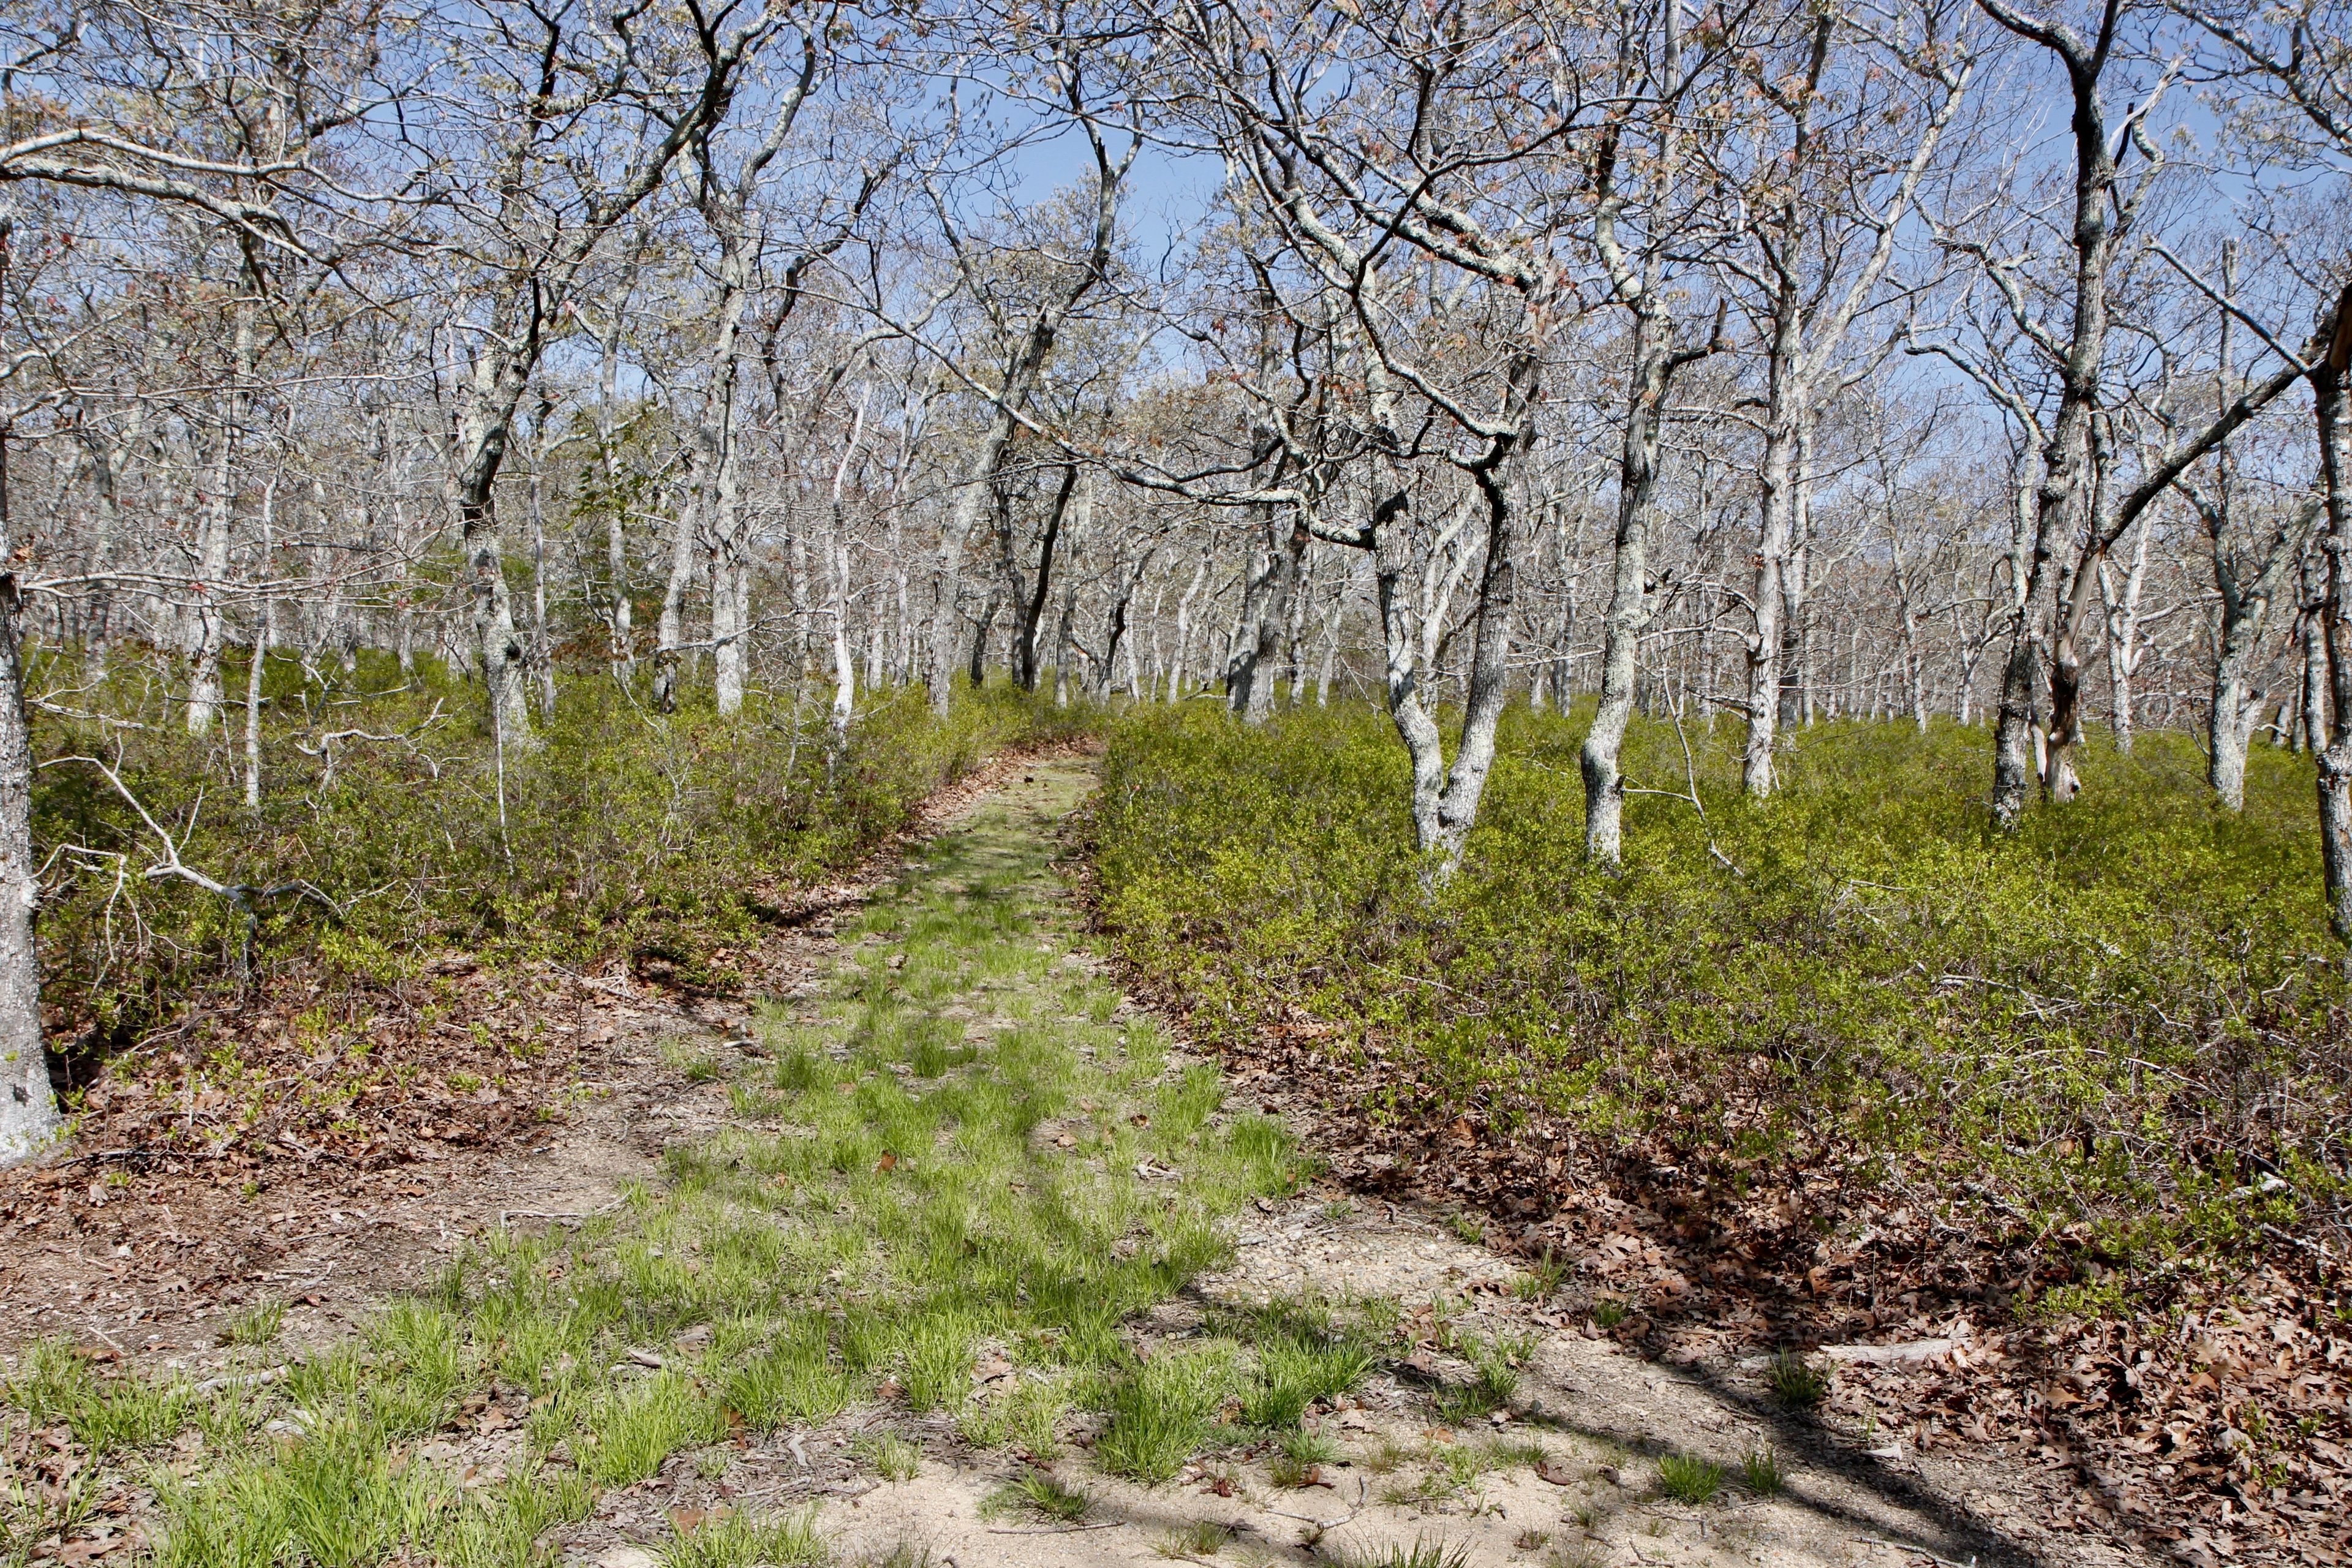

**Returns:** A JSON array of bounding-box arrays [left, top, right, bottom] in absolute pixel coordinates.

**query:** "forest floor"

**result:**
[[0, 755, 2149, 1568]]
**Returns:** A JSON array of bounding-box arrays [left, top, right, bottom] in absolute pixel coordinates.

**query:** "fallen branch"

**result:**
[[42, 751, 345, 970]]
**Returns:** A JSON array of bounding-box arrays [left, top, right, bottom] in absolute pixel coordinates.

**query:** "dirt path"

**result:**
[[4, 755, 2139, 1568]]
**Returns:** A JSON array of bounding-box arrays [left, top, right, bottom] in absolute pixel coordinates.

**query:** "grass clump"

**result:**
[[1098, 1347, 1238, 1484], [1512, 1254, 1570, 1301], [858, 1433, 923, 1482], [1237, 1305, 1378, 1429], [575, 1371, 723, 1485], [659, 1508, 827, 1568], [1152, 1519, 1229, 1558], [1764, 1352, 1828, 1410], [1332, 1540, 1471, 1568], [980, 1469, 1092, 1523], [1741, 1446, 1785, 1495], [221, 1300, 287, 1347], [1656, 1452, 1725, 1504], [1267, 1425, 1340, 1487], [13, 1341, 195, 1455]]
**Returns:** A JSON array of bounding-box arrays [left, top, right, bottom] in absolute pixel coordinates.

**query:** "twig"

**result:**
[[982, 1520, 1125, 1536], [1855, 1539, 1978, 1568], [1259, 1474, 1368, 1529]]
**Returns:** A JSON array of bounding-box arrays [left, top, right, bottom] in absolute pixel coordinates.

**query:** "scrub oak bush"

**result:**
[[1091, 702, 2350, 1284]]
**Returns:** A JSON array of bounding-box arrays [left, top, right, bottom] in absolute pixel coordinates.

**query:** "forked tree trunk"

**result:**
[[1583, 311, 1680, 866], [1229, 503, 1307, 724], [1167, 551, 1207, 701], [2206, 503, 2305, 809]]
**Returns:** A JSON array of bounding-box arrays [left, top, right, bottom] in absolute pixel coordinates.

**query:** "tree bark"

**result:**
[[0, 421, 60, 1164], [2310, 287, 2352, 948], [651, 464, 700, 714], [189, 277, 255, 736], [1583, 307, 1697, 864], [1229, 504, 1307, 723], [1017, 464, 1079, 690]]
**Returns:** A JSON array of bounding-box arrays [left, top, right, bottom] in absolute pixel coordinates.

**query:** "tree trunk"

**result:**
[[1743, 288, 1806, 794], [1051, 478, 1089, 705], [1167, 551, 1208, 701], [243, 479, 276, 812], [651, 470, 700, 713], [2206, 507, 2304, 809], [2101, 512, 2152, 758], [968, 587, 1001, 689], [1229, 504, 1307, 724], [827, 394, 870, 733], [0, 424, 61, 1164], [2311, 288, 2352, 949], [1582, 316, 1675, 865], [189, 287, 253, 736], [1018, 466, 1079, 690], [929, 396, 1028, 715], [456, 343, 540, 748], [2303, 547, 2331, 753], [529, 463, 556, 719], [597, 311, 635, 676]]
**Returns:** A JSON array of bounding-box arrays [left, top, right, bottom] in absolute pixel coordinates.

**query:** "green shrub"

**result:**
[[1091, 703, 2349, 1289], [32, 655, 1085, 1049]]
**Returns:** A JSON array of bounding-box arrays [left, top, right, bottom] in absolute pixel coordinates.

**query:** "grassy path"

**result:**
[[4, 762, 1349, 1568]]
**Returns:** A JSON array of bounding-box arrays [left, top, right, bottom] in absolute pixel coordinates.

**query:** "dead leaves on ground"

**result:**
[[1195, 1006, 2352, 1566]]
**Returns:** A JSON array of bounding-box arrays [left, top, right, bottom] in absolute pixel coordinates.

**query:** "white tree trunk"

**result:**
[[0, 433, 60, 1164], [188, 288, 252, 736]]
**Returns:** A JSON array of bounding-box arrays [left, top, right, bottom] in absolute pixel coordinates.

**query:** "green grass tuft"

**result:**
[[658, 1507, 827, 1568], [1741, 1446, 1785, 1495], [1657, 1451, 1725, 1504], [1764, 1351, 1828, 1410], [221, 1300, 287, 1347], [980, 1469, 1091, 1523]]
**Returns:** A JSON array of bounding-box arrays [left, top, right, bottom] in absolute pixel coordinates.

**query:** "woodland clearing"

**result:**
[[10, 2, 2352, 1562]]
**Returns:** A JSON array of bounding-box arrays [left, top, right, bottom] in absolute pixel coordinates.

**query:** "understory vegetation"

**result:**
[[1093, 703, 2349, 1302], [31, 653, 1082, 1054]]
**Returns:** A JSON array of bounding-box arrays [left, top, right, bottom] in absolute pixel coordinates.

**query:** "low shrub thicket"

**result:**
[[1093, 701, 2349, 1293], [31, 650, 1086, 1047]]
